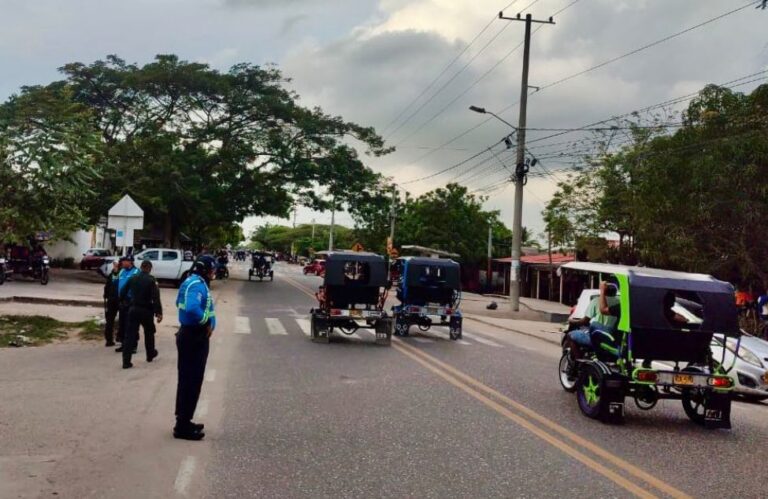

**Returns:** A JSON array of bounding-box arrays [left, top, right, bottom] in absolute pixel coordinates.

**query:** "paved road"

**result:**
[[2, 261, 766, 498], [194, 263, 767, 498]]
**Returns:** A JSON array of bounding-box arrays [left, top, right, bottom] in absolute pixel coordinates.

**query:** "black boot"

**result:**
[[174, 421, 204, 440], [147, 350, 158, 362]]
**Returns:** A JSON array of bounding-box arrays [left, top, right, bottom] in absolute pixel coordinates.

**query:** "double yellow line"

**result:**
[[281, 273, 689, 499]]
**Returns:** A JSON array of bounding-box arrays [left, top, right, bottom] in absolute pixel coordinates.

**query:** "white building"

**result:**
[[45, 226, 114, 262]]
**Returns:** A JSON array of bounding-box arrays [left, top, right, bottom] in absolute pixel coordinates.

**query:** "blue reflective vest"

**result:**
[[176, 274, 216, 330], [118, 267, 139, 299]]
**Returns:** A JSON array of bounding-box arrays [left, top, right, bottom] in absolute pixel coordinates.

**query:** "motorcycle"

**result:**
[[215, 257, 229, 280]]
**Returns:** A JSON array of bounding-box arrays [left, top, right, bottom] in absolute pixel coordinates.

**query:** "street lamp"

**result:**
[[469, 105, 518, 131]]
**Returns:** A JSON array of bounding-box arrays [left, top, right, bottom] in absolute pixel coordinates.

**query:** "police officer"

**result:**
[[103, 260, 121, 347], [173, 256, 216, 440], [120, 260, 163, 369], [115, 256, 139, 352]]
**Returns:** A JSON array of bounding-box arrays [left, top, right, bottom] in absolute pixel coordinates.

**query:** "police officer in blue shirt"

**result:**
[[115, 256, 140, 353], [173, 256, 216, 440]]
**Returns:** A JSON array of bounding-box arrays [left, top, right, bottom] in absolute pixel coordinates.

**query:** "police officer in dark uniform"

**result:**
[[103, 260, 121, 347], [173, 256, 216, 440], [116, 256, 139, 352], [120, 260, 163, 369]]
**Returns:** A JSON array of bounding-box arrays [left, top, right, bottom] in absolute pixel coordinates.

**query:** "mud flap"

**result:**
[[703, 391, 732, 429], [375, 318, 392, 346], [601, 375, 626, 425], [311, 316, 330, 344]]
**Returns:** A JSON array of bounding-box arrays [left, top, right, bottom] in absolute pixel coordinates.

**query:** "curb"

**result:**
[[464, 314, 563, 346], [0, 296, 103, 308]]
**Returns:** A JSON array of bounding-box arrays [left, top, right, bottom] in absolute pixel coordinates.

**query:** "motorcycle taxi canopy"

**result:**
[[561, 262, 739, 363]]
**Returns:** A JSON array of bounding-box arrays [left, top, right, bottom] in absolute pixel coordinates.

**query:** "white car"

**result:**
[[710, 334, 768, 402], [99, 249, 195, 286]]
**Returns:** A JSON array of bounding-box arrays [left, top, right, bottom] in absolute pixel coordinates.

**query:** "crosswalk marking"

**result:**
[[470, 335, 503, 348], [296, 318, 312, 336], [265, 318, 289, 335], [234, 316, 251, 334], [411, 337, 434, 344]]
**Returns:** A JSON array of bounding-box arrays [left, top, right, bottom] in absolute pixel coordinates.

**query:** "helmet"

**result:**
[[192, 255, 216, 277]]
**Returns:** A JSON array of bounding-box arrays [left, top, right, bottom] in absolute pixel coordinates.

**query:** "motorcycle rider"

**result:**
[[567, 281, 620, 357]]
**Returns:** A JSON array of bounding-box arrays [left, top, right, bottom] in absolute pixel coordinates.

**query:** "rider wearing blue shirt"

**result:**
[[173, 256, 216, 441]]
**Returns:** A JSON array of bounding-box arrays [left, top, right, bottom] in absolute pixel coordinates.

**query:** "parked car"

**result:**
[[303, 259, 326, 276], [99, 248, 195, 286], [710, 334, 768, 402], [81, 248, 113, 271]]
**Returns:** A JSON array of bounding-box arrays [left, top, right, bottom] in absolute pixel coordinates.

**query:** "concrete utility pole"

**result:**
[[311, 218, 316, 246], [389, 185, 397, 245], [487, 225, 493, 291], [328, 203, 335, 252], [499, 10, 555, 312]]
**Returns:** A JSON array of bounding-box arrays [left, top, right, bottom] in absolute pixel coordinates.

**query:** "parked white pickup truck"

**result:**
[[99, 249, 195, 286]]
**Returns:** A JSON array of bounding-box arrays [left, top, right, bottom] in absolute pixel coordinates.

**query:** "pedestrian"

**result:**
[[103, 260, 121, 347], [173, 256, 216, 440], [120, 260, 163, 369], [115, 256, 139, 352]]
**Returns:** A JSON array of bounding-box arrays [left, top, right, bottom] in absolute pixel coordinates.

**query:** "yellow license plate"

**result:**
[[673, 374, 694, 385], [763, 372, 768, 384], [349, 310, 362, 317]]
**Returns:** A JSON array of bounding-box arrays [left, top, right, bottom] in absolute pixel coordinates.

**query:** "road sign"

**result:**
[[352, 243, 365, 252]]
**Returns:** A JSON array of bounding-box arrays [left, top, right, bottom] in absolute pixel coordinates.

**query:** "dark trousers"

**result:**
[[104, 299, 119, 343], [123, 307, 156, 365], [117, 303, 130, 343], [175, 325, 210, 425]]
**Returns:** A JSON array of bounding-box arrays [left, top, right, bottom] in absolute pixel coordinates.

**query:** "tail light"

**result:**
[[331, 309, 342, 316], [708, 376, 733, 388], [445, 307, 453, 315], [636, 370, 658, 383], [410, 306, 421, 313]]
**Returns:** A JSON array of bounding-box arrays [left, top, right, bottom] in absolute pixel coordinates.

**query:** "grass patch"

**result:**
[[0, 315, 103, 347]]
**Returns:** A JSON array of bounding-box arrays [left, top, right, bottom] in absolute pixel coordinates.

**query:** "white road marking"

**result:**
[[412, 337, 434, 344], [234, 316, 251, 334], [469, 335, 503, 348], [296, 319, 312, 336], [195, 399, 209, 418], [205, 369, 217, 382], [265, 318, 289, 336], [174, 456, 196, 496], [457, 340, 472, 346]]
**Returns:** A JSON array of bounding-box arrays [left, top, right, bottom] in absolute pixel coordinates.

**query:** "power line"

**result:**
[[380, 0, 522, 135]]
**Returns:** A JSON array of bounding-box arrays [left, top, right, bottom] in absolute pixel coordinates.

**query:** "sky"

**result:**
[[3, 0, 768, 245]]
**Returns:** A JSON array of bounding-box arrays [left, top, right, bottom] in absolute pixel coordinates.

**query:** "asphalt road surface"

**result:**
[[196, 263, 768, 498], [2, 262, 766, 498]]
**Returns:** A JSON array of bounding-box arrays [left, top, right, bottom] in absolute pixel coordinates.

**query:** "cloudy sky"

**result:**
[[3, 0, 767, 242]]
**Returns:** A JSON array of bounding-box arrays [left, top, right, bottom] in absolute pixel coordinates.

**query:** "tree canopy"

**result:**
[[0, 54, 391, 246], [542, 83, 768, 287]]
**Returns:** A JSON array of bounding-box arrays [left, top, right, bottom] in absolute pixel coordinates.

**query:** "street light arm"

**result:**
[[469, 105, 518, 131]]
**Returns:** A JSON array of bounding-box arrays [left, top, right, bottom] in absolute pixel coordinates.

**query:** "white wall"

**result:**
[[44, 228, 113, 262]]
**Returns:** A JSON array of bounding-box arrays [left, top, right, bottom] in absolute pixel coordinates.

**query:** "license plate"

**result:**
[[349, 310, 361, 317], [427, 307, 440, 315], [763, 371, 768, 384], [673, 374, 694, 385]]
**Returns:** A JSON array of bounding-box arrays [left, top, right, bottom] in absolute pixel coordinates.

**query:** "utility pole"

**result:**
[[311, 218, 316, 246], [499, 10, 555, 312], [292, 205, 297, 229], [487, 225, 493, 292], [328, 201, 335, 251], [388, 185, 397, 251]]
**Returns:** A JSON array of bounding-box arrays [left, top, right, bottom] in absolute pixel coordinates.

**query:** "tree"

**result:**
[[0, 84, 101, 243], [9, 54, 390, 246], [397, 183, 511, 265], [251, 223, 354, 255]]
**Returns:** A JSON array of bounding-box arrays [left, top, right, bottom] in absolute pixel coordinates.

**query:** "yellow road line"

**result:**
[[392, 342, 657, 499], [282, 272, 690, 499]]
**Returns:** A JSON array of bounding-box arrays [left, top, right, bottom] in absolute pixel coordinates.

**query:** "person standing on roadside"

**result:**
[[115, 256, 139, 352], [120, 260, 163, 369], [173, 256, 216, 440], [102, 260, 121, 347]]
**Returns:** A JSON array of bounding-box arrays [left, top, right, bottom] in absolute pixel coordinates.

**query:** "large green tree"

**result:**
[[6, 54, 390, 246], [0, 83, 101, 242]]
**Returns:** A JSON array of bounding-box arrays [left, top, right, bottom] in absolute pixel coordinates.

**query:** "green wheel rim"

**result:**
[[583, 375, 601, 407]]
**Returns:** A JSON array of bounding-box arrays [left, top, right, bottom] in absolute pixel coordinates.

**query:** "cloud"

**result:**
[[280, 14, 310, 36]]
